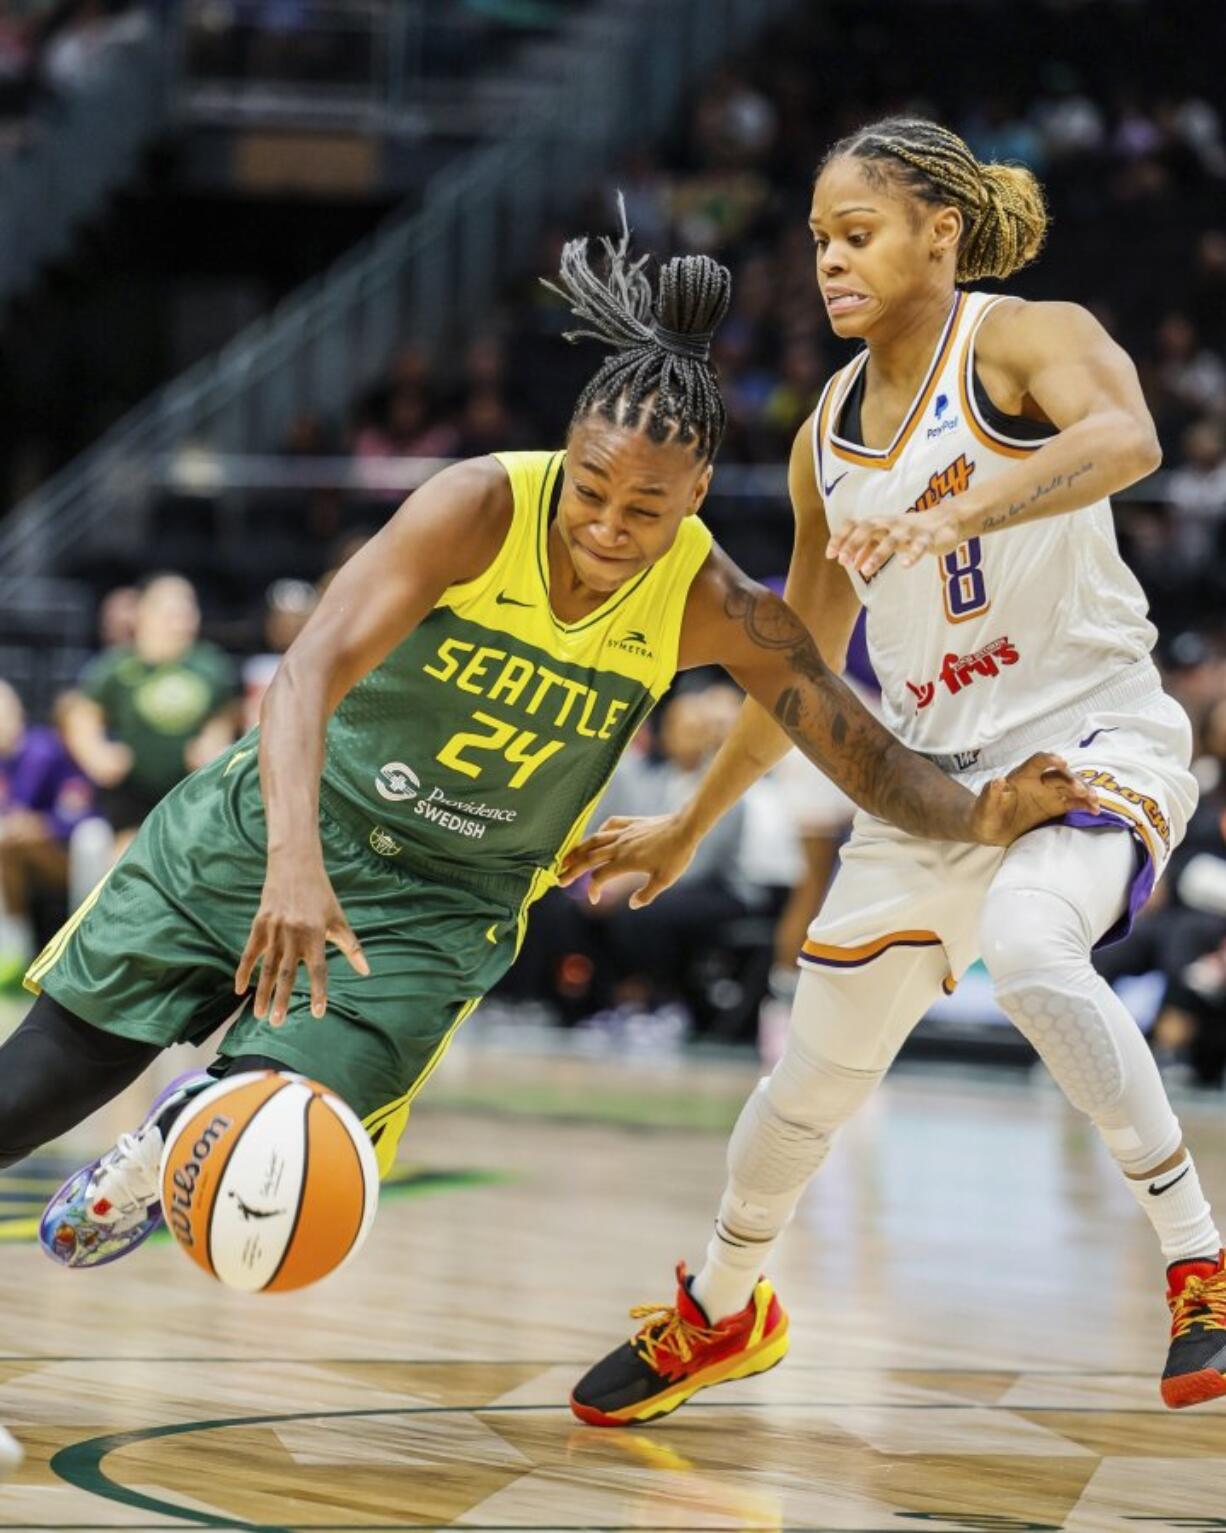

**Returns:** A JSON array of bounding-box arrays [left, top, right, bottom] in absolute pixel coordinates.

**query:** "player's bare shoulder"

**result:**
[[384, 452, 515, 586], [976, 297, 1117, 392]]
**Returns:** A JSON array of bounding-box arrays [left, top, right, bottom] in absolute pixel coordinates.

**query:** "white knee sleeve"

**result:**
[[723, 1023, 888, 1239], [981, 878, 1181, 1175]]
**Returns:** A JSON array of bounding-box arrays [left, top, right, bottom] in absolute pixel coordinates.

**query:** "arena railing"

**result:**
[[0, 0, 801, 580]]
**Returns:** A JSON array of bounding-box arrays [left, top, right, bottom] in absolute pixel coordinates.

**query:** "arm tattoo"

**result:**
[[980, 460, 1095, 532], [727, 584, 982, 842]]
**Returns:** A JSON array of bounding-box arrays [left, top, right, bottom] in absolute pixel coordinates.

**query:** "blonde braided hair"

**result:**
[[824, 117, 1048, 282]]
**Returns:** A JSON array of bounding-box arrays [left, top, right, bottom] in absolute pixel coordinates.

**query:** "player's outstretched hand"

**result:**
[[971, 752, 1100, 846], [827, 506, 960, 580], [235, 862, 370, 1026], [558, 812, 698, 909]]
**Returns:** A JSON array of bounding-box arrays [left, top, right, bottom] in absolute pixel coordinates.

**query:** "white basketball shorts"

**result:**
[[801, 660, 1198, 986]]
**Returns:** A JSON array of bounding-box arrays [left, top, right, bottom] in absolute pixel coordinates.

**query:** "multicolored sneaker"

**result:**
[[570, 1262, 789, 1426], [1161, 1250, 1226, 1408], [39, 1071, 212, 1270]]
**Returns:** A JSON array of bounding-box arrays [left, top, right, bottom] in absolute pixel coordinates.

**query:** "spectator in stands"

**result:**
[[0, 679, 92, 986], [353, 382, 458, 460], [241, 577, 318, 731], [1155, 313, 1226, 418], [60, 573, 238, 854], [97, 583, 138, 648], [1031, 64, 1105, 158], [1164, 418, 1226, 568], [42, 0, 149, 96], [1099, 696, 1226, 1085], [1189, 231, 1226, 352], [581, 688, 755, 1033], [0, 3, 35, 128]]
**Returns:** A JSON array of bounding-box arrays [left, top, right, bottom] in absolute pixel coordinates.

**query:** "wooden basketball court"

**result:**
[[2, 1027, 1226, 1531]]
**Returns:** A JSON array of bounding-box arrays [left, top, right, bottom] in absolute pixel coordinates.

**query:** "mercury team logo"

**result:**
[[375, 761, 420, 802]]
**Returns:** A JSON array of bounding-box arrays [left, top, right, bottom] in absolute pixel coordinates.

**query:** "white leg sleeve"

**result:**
[[720, 944, 948, 1241], [693, 945, 949, 1320], [980, 825, 1182, 1175]]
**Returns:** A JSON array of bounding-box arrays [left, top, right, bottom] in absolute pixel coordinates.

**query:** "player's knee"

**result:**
[[726, 1077, 837, 1207], [0, 1086, 45, 1170], [979, 885, 1087, 991], [765, 1030, 885, 1137]]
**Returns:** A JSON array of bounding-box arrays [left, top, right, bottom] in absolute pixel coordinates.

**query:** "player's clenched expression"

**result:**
[[555, 418, 713, 595], [809, 157, 963, 341]]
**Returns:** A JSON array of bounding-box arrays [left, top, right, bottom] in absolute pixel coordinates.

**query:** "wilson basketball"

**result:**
[[159, 1071, 379, 1293]]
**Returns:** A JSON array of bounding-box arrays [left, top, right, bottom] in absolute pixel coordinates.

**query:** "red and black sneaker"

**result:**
[[570, 1262, 789, 1427], [1161, 1250, 1226, 1408]]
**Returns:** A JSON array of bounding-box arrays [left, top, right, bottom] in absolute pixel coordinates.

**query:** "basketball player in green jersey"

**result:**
[[6, 213, 1092, 1272]]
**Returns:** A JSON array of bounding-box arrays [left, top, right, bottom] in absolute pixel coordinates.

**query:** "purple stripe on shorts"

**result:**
[[1062, 808, 1155, 949]]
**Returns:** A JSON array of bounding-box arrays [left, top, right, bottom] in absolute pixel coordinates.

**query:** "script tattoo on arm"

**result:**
[[979, 460, 1094, 532], [722, 583, 980, 842]]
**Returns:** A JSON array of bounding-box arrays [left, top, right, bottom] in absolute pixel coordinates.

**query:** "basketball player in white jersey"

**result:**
[[569, 118, 1226, 1427]]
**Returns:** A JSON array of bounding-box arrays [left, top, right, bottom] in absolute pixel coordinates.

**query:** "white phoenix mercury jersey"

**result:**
[[813, 289, 1156, 756]]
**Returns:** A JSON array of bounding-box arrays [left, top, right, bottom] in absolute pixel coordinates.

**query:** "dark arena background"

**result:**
[[0, 2, 1225, 1527]]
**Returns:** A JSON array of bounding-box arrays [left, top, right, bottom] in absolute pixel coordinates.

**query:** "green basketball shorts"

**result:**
[[27, 744, 521, 1174]]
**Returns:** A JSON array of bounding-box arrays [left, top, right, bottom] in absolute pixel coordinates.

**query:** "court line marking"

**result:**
[[48, 1397, 1211, 1533]]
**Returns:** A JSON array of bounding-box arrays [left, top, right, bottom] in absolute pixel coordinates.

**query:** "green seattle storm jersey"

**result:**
[[316, 450, 713, 912]]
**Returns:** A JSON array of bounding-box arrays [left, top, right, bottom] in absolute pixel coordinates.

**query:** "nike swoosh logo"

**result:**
[[1078, 726, 1119, 749], [1149, 1164, 1191, 1197], [823, 472, 849, 497], [495, 592, 533, 608]]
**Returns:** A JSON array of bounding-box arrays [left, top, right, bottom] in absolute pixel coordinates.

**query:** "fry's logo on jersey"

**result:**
[[1074, 768, 1171, 851], [906, 635, 1020, 709]]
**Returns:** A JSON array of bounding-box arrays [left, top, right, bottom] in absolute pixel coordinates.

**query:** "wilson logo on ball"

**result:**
[[166, 1114, 233, 1248]]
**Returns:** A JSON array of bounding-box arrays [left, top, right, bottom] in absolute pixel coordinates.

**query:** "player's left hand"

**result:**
[[827, 507, 961, 579], [971, 751, 1100, 846]]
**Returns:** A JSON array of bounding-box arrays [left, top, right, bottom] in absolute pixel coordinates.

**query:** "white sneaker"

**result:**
[[40, 1071, 211, 1269]]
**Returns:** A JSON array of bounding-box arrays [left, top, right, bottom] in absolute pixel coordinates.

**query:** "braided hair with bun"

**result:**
[[542, 197, 732, 462], [823, 117, 1048, 282]]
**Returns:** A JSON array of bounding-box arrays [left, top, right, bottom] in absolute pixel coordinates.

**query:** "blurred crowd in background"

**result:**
[[2, 0, 1223, 1076], [0, 0, 154, 150]]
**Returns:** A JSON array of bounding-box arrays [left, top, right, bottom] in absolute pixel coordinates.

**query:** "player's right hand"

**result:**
[[558, 812, 698, 908], [235, 860, 370, 1026], [971, 751, 1100, 846]]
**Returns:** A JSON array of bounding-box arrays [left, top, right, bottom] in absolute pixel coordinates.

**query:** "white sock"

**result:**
[[690, 1218, 774, 1323], [1126, 1153, 1222, 1265]]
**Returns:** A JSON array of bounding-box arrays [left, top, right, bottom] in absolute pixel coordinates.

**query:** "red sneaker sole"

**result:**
[[1161, 1368, 1226, 1409], [569, 1320, 789, 1428]]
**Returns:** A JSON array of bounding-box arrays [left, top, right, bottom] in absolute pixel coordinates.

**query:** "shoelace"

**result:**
[[1170, 1271, 1226, 1339], [87, 1129, 162, 1217], [630, 1301, 720, 1371]]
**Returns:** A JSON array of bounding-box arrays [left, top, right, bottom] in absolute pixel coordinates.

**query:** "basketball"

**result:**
[[158, 1072, 379, 1293]]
